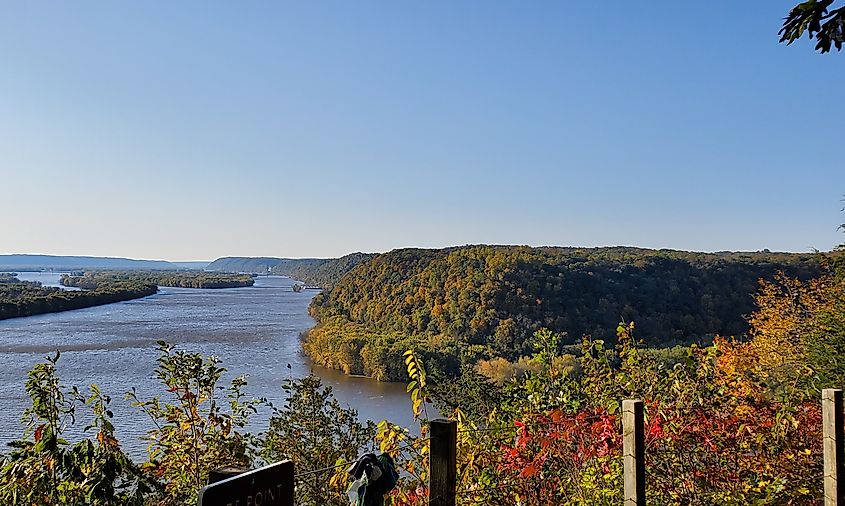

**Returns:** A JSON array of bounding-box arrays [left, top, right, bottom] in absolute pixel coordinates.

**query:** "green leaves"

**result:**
[[261, 373, 375, 506], [0, 352, 150, 506], [127, 343, 257, 505], [780, 0, 845, 53]]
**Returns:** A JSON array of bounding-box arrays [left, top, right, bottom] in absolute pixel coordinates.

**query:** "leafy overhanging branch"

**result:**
[[780, 0, 845, 53]]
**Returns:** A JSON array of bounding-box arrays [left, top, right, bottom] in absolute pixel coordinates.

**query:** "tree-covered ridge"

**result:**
[[273, 252, 374, 288], [61, 271, 255, 290], [0, 275, 157, 321], [205, 254, 373, 288], [305, 246, 823, 380], [205, 257, 304, 273]]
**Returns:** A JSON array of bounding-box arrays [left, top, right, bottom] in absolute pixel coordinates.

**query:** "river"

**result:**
[[0, 274, 415, 460]]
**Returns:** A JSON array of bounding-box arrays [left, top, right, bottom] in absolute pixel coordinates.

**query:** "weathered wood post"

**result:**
[[208, 465, 249, 484], [430, 419, 457, 506], [824, 389, 845, 505], [623, 399, 646, 505]]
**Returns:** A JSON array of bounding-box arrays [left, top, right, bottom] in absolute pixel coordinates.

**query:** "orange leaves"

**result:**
[[33, 424, 44, 443], [521, 461, 542, 478], [715, 271, 842, 401]]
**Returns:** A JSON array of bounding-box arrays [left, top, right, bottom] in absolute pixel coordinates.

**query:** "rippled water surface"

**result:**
[[0, 275, 413, 459]]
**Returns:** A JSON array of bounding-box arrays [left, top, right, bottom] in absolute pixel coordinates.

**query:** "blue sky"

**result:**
[[1, 2, 843, 260]]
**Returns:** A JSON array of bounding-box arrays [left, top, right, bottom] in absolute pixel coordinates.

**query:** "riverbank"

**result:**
[[0, 275, 157, 321]]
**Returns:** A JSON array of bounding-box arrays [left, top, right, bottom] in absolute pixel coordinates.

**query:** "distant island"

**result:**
[[61, 271, 255, 290], [0, 273, 157, 320], [0, 271, 254, 320]]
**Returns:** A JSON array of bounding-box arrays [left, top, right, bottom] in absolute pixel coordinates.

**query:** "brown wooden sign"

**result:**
[[198, 461, 294, 506]]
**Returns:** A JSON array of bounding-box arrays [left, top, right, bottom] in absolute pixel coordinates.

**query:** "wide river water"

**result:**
[[0, 273, 414, 460]]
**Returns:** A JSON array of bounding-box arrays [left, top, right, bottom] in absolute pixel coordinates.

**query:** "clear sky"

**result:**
[[1, 2, 843, 261]]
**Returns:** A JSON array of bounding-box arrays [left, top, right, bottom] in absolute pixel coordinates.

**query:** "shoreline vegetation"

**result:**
[[0, 273, 157, 321], [60, 271, 255, 290], [0, 271, 255, 320]]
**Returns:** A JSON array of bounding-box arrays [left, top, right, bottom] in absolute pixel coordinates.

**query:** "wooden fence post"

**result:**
[[623, 399, 646, 505], [207, 466, 248, 484], [824, 389, 845, 505], [430, 419, 457, 506]]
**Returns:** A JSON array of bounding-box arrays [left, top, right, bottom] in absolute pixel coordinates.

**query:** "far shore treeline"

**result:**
[[60, 271, 255, 290], [0, 271, 254, 320]]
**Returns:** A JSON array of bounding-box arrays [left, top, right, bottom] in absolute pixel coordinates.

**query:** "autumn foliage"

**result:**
[[1, 264, 843, 504], [384, 270, 843, 505]]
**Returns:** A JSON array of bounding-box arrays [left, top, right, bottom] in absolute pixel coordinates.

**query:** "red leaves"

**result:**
[[643, 399, 824, 502], [499, 410, 620, 486], [34, 424, 44, 442], [646, 415, 664, 439]]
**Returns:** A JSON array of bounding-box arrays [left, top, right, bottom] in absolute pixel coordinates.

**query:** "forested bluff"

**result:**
[[301, 245, 826, 381], [0, 271, 254, 320]]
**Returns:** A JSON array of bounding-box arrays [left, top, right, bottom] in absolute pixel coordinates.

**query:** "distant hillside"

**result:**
[[271, 258, 329, 277], [169, 261, 210, 270], [0, 255, 206, 271], [206, 254, 373, 288], [304, 245, 824, 380], [206, 257, 285, 273], [273, 253, 374, 288], [205, 257, 320, 274]]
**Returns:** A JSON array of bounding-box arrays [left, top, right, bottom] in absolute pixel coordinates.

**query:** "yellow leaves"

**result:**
[[404, 350, 424, 385], [328, 458, 349, 490], [713, 272, 833, 399], [411, 398, 423, 418], [404, 350, 430, 420], [376, 420, 406, 454], [616, 321, 635, 342]]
